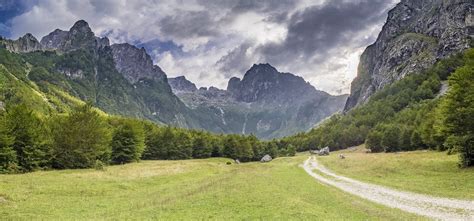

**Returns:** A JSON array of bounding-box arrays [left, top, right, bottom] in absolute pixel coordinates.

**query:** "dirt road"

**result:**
[[303, 157, 474, 220]]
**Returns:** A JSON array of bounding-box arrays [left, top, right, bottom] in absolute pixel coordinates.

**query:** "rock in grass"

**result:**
[[318, 147, 330, 156], [261, 154, 272, 163]]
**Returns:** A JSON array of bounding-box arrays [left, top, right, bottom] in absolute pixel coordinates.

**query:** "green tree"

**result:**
[[441, 53, 474, 167], [52, 104, 111, 169], [381, 125, 401, 152], [111, 120, 145, 164], [286, 144, 296, 156], [366, 130, 383, 153], [192, 132, 213, 159], [4, 105, 51, 172], [0, 115, 16, 173]]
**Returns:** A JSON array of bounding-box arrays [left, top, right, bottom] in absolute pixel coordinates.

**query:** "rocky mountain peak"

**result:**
[[344, 0, 473, 111], [40, 20, 109, 52], [110, 43, 166, 84], [247, 63, 278, 74], [228, 63, 325, 103], [226, 77, 241, 94], [70, 20, 91, 32], [2, 33, 42, 53], [168, 76, 198, 93]]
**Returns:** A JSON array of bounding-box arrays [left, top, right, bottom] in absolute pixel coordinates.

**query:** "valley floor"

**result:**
[[0, 149, 472, 220], [1, 156, 419, 220]]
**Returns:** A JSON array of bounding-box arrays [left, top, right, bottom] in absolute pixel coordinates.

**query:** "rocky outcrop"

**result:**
[[3, 33, 42, 53], [168, 76, 197, 93], [345, 0, 473, 111], [110, 43, 166, 84], [40, 20, 109, 52]]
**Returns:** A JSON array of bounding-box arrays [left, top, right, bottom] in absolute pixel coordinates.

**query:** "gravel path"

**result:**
[[302, 157, 474, 220]]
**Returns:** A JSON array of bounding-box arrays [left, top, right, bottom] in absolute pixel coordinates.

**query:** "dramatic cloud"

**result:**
[[2, 0, 399, 94]]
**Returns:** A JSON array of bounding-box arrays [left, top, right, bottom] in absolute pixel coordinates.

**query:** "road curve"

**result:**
[[302, 157, 474, 220]]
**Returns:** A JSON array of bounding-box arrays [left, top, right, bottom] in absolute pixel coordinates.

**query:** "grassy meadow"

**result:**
[[0, 156, 421, 220], [318, 146, 474, 200]]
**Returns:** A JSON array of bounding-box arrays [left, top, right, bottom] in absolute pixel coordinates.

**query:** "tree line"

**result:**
[[0, 103, 295, 174], [282, 48, 474, 167]]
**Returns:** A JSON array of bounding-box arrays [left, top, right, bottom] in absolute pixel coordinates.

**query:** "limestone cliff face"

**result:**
[[345, 0, 473, 111], [3, 33, 42, 53], [110, 43, 167, 84]]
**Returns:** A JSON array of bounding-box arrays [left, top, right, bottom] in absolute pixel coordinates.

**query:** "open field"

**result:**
[[317, 146, 474, 200], [0, 156, 419, 220]]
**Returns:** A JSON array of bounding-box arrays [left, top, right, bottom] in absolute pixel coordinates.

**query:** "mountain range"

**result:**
[[0, 20, 347, 139], [1, 0, 471, 140]]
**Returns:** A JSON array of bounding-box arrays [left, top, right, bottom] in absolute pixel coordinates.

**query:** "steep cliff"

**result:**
[[345, 0, 473, 110]]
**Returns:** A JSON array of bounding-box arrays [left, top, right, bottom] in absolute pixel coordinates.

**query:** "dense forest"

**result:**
[[0, 103, 295, 173], [283, 48, 474, 167]]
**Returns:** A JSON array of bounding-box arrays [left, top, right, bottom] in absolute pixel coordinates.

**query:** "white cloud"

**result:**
[[7, 0, 398, 95]]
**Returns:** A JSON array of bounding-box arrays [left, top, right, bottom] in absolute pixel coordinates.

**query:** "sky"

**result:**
[[0, 0, 399, 95]]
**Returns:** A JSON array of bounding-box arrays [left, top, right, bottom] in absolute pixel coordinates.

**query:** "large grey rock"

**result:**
[[110, 43, 166, 84], [345, 0, 473, 111], [318, 147, 330, 156], [261, 154, 272, 162]]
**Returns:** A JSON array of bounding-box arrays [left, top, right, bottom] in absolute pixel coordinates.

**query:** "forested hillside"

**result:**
[[283, 48, 473, 167]]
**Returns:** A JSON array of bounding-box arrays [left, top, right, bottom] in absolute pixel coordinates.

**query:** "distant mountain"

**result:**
[[0, 20, 347, 139], [344, 0, 473, 111], [170, 63, 348, 139]]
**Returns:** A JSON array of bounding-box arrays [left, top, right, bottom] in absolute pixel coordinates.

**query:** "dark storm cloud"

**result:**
[[216, 42, 253, 77], [258, 0, 393, 65], [160, 10, 220, 39]]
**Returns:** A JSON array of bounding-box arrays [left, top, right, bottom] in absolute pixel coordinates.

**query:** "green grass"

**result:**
[[0, 156, 421, 220], [318, 145, 474, 200]]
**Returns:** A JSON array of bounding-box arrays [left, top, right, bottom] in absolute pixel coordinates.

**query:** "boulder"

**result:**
[[318, 147, 330, 156], [260, 154, 272, 163]]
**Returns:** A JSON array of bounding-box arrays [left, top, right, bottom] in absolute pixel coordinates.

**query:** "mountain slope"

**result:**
[[345, 0, 473, 111]]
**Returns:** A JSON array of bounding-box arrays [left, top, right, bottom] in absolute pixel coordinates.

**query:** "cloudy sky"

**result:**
[[0, 0, 399, 95]]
